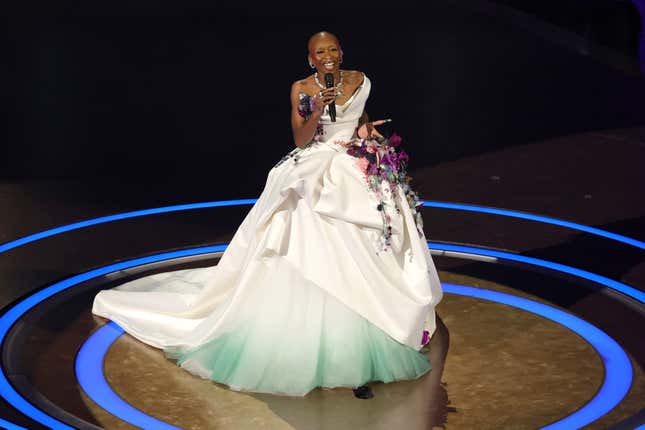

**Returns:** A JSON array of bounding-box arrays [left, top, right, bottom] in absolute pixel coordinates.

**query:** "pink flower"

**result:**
[[355, 157, 369, 175]]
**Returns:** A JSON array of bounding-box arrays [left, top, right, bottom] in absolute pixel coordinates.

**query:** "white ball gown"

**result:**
[[92, 72, 443, 396]]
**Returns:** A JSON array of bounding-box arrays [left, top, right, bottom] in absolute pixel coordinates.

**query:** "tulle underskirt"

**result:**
[[163, 259, 431, 396]]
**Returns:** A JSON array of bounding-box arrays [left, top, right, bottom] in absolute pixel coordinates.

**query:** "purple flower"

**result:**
[[421, 330, 430, 345], [388, 133, 402, 147], [343, 132, 424, 251], [367, 162, 379, 176], [380, 152, 396, 169], [297, 93, 316, 118], [398, 150, 409, 164]]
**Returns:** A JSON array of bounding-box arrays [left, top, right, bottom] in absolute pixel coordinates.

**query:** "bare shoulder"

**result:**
[[343, 70, 365, 85], [292, 75, 314, 92], [290, 78, 307, 105]]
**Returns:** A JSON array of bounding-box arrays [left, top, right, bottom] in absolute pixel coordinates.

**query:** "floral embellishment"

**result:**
[[346, 133, 424, 252], [274, 93, 324, 169], [295, 92, 324, 145], [421, 330, 430, 346], [355, 157, 369, 175], [297, 92, 316, 119], [273, 140, 317, 168]]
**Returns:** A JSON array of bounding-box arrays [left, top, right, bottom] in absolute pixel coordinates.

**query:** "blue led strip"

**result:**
[[77, 321, 180, 430], [442, 283, 631, 430], [422, 201, 645, 250], [0, 244, 635, 428], [0, 246, 226, 430], [1, 199, 643, 255], [0, 200, 257, 254], [0, 198, 641, 428], [72, 264, 631, 430], [430, 242, 645, 304], [0, 418, 27, 430]]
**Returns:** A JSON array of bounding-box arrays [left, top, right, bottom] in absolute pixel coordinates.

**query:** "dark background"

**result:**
[[3, 1, 644, 198]]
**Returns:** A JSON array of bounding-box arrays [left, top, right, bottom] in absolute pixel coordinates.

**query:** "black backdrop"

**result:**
[[4, 2, 645, 198]]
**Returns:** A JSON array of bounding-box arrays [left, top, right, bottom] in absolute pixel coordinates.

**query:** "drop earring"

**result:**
[[308, 58, 315, 68]]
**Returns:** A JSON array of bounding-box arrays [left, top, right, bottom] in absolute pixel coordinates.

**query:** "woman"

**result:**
[[92, 31, 443, 399]]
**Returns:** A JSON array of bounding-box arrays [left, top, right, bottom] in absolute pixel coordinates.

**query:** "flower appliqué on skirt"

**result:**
[[345, 133, 425, 253]]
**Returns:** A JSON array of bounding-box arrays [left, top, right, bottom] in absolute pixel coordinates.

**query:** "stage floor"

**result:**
[[1, 127, 644, 429]]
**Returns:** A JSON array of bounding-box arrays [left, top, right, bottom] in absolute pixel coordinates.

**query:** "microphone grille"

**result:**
[[324, 73, 334, 87]]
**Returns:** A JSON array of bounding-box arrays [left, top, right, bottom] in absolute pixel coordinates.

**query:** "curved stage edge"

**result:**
[[0, 201, 643, 429]]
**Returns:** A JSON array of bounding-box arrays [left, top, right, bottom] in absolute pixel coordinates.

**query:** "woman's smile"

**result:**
[[323, 61, 335, 71]]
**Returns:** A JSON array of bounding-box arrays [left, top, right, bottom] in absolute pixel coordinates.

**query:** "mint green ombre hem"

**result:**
[[164, 314, 431, 396], [162, 254, 434, 397]]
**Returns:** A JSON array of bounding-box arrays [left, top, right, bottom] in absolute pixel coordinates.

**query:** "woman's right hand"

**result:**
[[357, 119, 388, 139], [312, 88, 338, 115]]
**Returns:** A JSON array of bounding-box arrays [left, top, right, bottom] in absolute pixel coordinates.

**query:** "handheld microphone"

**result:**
[[324, 73, 336, 122]]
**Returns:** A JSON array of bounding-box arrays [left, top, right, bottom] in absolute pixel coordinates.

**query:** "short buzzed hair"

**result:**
[[307, 31, 340, 53]]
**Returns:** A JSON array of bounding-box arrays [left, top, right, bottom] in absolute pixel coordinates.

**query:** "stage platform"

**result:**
[[1, 127, 643, 429]]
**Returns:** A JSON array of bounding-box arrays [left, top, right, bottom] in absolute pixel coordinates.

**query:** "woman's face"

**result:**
[[309, 36, 342, 74]]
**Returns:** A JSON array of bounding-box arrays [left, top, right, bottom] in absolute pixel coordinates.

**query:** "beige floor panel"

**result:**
[[81, 271, 642, 429]]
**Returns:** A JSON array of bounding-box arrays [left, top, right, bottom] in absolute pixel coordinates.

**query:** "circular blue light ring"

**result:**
[[421, 201, 645, 250], [76, 321, 180, 430], [0, 246, 226, 430], [0, 244, 634, 429], [0, 418, 27, 430], [74, 274, 631, 430], [0, 200, 257, 254], [442, 283, 631, 430], [431, 242, 645, 304], [0, 367, 75, 428], [1, 199, 643, 255]]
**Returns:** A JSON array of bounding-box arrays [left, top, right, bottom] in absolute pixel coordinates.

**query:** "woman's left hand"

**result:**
[[357, 119, 388, 139]]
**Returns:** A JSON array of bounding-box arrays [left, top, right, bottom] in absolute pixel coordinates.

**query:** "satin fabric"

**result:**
[[92, 73, 443, 394]]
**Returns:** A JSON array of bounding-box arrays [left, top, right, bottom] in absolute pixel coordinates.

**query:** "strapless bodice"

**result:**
[[307, 73, 371, 145]]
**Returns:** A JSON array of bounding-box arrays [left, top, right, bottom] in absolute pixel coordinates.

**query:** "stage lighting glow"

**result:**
[[75, 274, 630, 430], [77, 321, 180, 430], [0, 418, 27, 430], [422, 201, 645, 250], [0, 199, 641, 428], [443, 283, 632, 430], [70, 251, 631, 430], [0, 246, 226, 430], [1, 245, 630, 429], [0, 369, 75, 428], [0, 200, 257, 254], [1, 199, 643, 255], [429, 242, 645, 304], [71, 248, 631, 429]]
